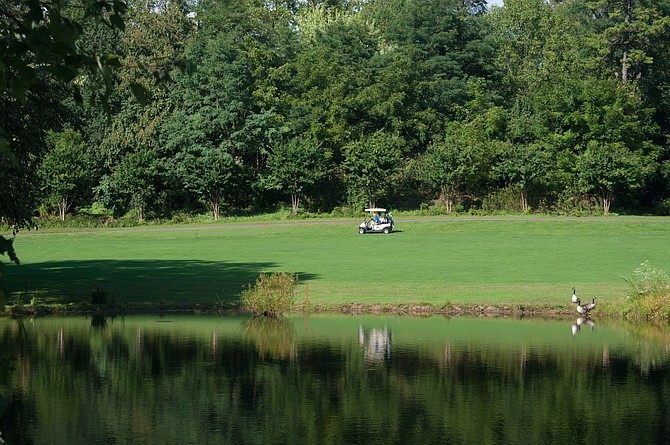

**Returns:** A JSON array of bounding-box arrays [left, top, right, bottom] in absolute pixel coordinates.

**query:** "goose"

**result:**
[[584, 297, 597, 312], [571, 288, 578, 304], [576, 298, 589, 316]]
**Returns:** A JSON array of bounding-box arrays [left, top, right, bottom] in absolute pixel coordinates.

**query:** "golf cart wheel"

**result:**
[[382, 227, 390, 234], [359, 227, 366, 234]]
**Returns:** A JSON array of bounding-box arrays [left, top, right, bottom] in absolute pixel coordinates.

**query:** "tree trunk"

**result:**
[[137, 203, 144, 223], [602, 191, 613, 215], [621, 0, 632, 83], [622, 47, 629, 83], [291, 192, 300, 215], [520, 189, 529, 213], [210, 191, 220, 220], [441, 189, 454, 214], [58, 197, 70, 222]]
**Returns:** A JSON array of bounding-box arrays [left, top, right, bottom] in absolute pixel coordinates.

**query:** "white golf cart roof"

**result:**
[[364, 208, 387, 213]]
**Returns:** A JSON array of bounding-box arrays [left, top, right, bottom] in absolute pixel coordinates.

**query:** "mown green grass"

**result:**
[[3, 217, 670, 309]]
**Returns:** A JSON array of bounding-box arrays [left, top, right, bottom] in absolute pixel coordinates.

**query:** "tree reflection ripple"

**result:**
[[0, 315, 668, 445]]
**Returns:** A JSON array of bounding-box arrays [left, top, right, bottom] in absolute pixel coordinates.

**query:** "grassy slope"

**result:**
[[4, 217, 670, 309]]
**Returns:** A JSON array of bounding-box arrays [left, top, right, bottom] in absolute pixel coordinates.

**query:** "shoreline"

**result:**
[[0, 301, 601, 319]]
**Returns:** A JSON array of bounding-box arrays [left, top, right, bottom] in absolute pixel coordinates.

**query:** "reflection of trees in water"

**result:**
[[0, 353, 12, 423], [358, 326, 392, 363], [90, 315, 107, 329], [620, 320, 670, 374], [568, 318, 670, 373], [241, 317, 296, 360], [1, 318, 670, 444]]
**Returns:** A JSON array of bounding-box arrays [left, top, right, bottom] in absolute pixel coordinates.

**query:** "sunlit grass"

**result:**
[[3, 217, 670, 309]]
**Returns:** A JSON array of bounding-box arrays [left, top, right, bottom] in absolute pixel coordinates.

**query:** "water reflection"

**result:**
[[241, 317, 296, 360], [358, 325, 392, 363], [571, 317, 596, 337], [0, 315, 668, 445], [90, 314, 107, 329]]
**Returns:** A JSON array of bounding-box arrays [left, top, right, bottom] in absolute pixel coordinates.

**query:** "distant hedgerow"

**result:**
[[241, 272, 298, 317]]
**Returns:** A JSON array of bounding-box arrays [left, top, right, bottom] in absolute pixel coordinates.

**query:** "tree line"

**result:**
[[3, 0, 670, 227]]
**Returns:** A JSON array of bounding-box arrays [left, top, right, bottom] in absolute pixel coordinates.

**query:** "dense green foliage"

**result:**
[[0, 0, 131, 231], [241, 272, 299, 317], [38, 129, 95, 221], [621, 260, 670, 319], [3, 0, 670, 226]]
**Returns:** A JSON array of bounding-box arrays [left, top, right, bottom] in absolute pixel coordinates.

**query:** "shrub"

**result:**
[[330, 206, 357, 217], [241, 272, 298, 317], [481, 186, 525, 214], [624, 261, 669, 300], [552, 189, 601, 216], [655, 199, 670, 216], [621, 261, 670, 320]]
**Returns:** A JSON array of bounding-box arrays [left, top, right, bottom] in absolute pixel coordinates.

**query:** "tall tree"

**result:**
[[289, 4, 379, 149], [173, 146, 240, 220], [586, 0, 670, 83], [577, 140, 649, 214], [495, 142, 552, 212], [494, 105, 552, 212], [361, 0, 494, 148], [38, 129, 93, 221], [575, 77, 659, 211], [0, 0, 128, 153], [0, 0, 129, 234], [422, 113, 498, 214], [343, 130, 404, 208], [161, 0, 290, 212], [97, 0, 192, 217], [97, 149, 161, 222], [262, 136, 330, 215]]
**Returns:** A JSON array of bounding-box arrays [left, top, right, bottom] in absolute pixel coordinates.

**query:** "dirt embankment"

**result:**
[[2, 301, 588, 319]]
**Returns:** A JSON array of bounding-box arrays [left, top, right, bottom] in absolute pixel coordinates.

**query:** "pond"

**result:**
[[0, 314, 669, 444]]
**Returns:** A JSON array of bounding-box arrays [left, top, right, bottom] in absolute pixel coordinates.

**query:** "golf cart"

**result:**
[[359, 208, 394, 234]]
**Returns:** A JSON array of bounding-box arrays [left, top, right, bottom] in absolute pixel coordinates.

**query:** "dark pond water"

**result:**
[[0, 314, 669, 445]]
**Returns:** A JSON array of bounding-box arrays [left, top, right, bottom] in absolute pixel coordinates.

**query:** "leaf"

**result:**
[[48, 16, 80, 47], [72, 85, 83, 105], [0, 236, 20, 266], [100, 53, 122, 68], [48, 65, 77, 82], [110, 13, 126, 32], [129, 82, 149, 106]]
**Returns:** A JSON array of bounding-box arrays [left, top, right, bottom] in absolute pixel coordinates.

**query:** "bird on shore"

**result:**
[[584, 297, 597, 312], [576, 298, 589, 316], [571, 288, 578, 304]]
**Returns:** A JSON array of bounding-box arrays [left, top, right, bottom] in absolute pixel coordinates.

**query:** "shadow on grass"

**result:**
[[4, 260, 318, 305]]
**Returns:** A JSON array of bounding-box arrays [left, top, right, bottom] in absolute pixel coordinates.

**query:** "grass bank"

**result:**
[[3, 216, 670, 316]]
